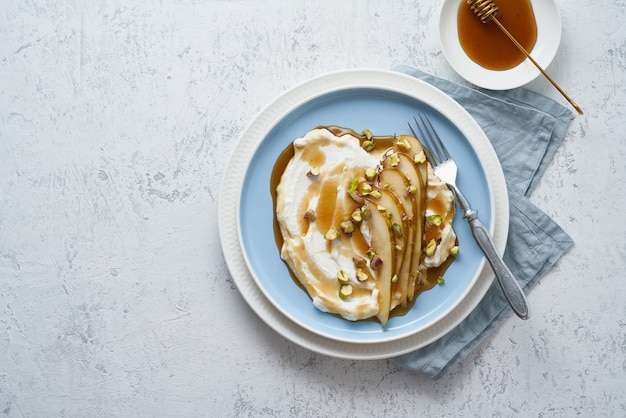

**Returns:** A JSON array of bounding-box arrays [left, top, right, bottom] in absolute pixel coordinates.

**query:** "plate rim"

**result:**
[[219, 68, 509, 358], [439, 0, 562, 90]]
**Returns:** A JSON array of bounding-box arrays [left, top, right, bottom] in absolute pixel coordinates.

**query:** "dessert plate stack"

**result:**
[[218, 69, 509, 359]]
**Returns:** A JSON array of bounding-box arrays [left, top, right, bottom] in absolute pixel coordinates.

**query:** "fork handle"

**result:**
[[454, 189, 531, 320]]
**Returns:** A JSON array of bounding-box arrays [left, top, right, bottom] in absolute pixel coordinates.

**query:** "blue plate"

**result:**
[[238, 84, 493, 343]]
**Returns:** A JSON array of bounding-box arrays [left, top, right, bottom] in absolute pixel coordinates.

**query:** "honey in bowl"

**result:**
[[458, 0, 538, 70]]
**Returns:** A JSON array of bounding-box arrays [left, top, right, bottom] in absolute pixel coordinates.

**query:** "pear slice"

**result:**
[[382, 152, 426, 302], [377, 168, 414, 308], [394, 134, 423, 153], [362, 198, 396, 328], [372, 187, 407, 276], [392, 135, 428, 188]]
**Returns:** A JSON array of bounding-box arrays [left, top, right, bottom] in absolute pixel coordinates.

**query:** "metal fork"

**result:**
[[409, 114, 530, 320]]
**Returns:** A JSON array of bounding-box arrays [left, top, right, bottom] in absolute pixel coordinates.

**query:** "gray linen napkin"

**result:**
[[392, 65, 574, 380]]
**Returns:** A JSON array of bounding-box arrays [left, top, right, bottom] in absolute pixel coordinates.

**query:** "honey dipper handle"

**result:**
[[490, 16, 584, 115]]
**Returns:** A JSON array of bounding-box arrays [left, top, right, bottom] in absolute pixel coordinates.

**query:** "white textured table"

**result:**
[[1, 1, 625, 416]]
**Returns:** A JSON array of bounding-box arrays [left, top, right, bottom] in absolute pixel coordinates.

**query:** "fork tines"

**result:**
[[408, 113, 450, 166]]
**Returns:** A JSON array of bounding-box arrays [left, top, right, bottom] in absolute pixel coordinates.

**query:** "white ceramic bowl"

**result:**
[[439, 0, 562, 90]]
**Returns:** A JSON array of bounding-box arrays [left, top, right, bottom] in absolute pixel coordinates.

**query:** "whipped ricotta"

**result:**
[[276, 128, 382, 321], [424, 164, 457, 268]]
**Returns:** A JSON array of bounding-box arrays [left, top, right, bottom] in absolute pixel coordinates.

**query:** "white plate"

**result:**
[[218, 69, 509, 359], [439, 0, 562, 90]]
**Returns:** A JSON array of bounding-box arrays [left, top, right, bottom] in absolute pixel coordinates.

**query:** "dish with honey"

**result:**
[[274, 127, 458, 327], [439, 0, 562, 89]]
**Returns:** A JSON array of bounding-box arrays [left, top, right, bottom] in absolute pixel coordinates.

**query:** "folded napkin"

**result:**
[[392, 65, 574, 380]]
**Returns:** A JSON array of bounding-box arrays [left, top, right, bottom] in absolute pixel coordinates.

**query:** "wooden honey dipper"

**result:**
[[466, 0, 583, 115]]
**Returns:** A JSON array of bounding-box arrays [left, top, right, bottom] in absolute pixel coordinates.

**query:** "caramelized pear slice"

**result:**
[[364, 184, 410, 309], [393, 134, 423, 157], [362, 198, 395, 328], [392, 135, 428, 188], [404, 157, 426, 303], [378, 168, 414, 308], [382, 152, 426, 302]]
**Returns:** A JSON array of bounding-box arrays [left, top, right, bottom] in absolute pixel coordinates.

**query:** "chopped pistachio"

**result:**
[[424, 238, 437, 256], [391, 223, 402, 238], [360, 206, 371, 220], [359, 183, 373, 195], [340, 220, 355, 235], [437, 277, 445, 284], [337, 269, 349, 284], [364, 167, 377, 182], [347, 179, 364, 204], [395, 136, 412, 151], [362, 129, 373, 140], [414, 150, 426, 164], [376, 204, 386, 212], [450, 245, 459, 257], [349, 192, 364, 204], [368, 190, 381, 199], [370, 255, 383, 269], [427, 214, 443, 226], [339, 284, 353, 300], [356, 268, 368, 282], [348, 179, 358, 195], [366, 249, 376, 261], [391, 274, 398, 284], [388, 152, 400, 167], [362, 140, 375, 152], [306, 166, 320, 177], [408, 185, 417, 195], [304, 209, 316, 221], [325, 226, 339, 241], [352, 255, 366, 268], [351, 209, 362, 223]]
